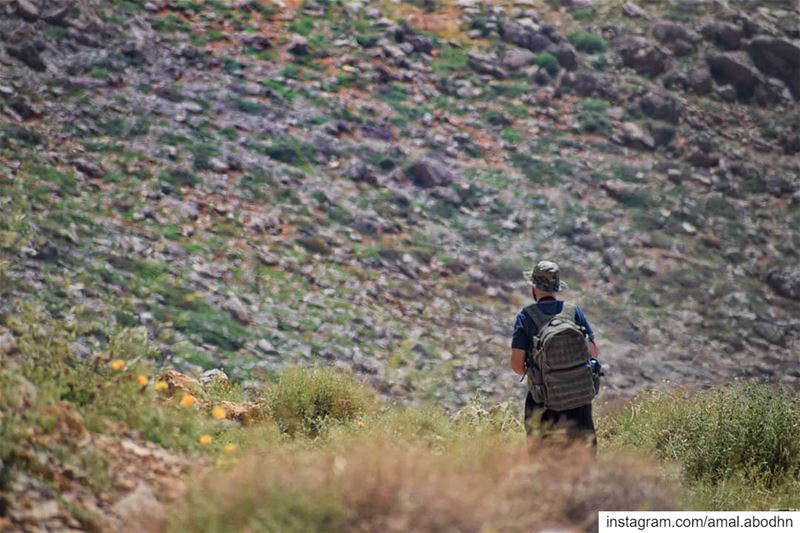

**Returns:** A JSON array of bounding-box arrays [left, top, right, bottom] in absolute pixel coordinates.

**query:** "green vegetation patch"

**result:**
[[569, 31, 607, 53], [577, 97, 612, 134]]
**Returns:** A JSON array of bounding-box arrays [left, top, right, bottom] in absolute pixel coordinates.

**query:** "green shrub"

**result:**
[[601, 385, 800, 488], [534, 52, 559, 75], [266, 368, 376, 436], [432, 47, 469, 74], [577, 97, 612, 133], [569, 30, 607, 53]]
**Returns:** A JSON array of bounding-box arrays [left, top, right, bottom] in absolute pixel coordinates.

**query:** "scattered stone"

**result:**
[[223, 295, 252, 324], [288, 36, 309, 55], [71, 157, 105, 178], [766, 268, 800, 301], [200, 368, 231, 389], [547, 42, 578, 71], [639, 90, 680, 124], [467, 53, 507, 78], [499, 21, 552, 52], [240, 33, 271, 51], [652, 21, 697, 57], [7, 42, 46, 72], [345, 158, 378, 185], [16, 0, 39, 21], [747, 37, 800, 99], [707, 52, 762, 101], [406, 158, 455, 188], [701, 21, 743, 50], [621, 2, 647, 18], [613, 122, 655, 150], [685, 67, 713, 95], [112, 483, 166, 532], [503, 48, 536, 70], [617, 37, 671, 77], [159, 370, 206, 400]]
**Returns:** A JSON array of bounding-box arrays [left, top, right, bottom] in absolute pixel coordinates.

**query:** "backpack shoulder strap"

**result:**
[[558, 302, 577, 322], [523, 303, 552, 332]]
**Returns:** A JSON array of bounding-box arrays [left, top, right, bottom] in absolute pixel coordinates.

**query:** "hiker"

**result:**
[[509, 260, 600, 447]]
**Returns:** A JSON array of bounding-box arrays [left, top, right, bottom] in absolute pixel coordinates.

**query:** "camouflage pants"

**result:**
[[524, 392, 597, 449]]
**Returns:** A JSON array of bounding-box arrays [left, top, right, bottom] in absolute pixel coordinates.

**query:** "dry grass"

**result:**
[[171, 433, 675, 532]]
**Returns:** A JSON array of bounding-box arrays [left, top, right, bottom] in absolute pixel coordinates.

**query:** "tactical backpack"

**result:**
[[524, 302, 597, 411]]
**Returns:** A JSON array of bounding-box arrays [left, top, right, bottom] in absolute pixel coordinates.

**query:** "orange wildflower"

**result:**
[[110, 359, 125, 371], [136, 375, 149, 387], [224, 443, 238, 454], [180, 394, 196, 408], [154, 380, 168, 392], [211, 405, 227, 420], [198, 434, 212, 446]]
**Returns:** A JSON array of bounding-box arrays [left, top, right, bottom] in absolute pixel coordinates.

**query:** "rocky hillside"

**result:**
[[1, 0, 799, 412]]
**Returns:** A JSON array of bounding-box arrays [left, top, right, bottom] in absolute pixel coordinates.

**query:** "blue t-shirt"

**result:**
[[511, 298, 595, 352]]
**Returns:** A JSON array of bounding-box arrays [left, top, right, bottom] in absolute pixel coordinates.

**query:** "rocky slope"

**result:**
[[1, 0, 799, 414]]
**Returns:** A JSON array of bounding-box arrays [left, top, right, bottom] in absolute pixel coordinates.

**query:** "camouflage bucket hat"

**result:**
[[523, 260, 567, 292]]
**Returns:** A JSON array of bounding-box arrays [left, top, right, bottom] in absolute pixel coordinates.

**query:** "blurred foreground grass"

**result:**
[[1, 302, 799, 531]]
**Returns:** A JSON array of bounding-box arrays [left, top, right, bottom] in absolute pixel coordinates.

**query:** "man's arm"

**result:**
[[510, 348, 526, 375], [588, 339, 599, 359]]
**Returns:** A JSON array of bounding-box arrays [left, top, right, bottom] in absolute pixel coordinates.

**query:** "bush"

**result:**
[[601, 385, 800, 488], [534, 51, 560, 75], [577, 97, 612, 133], [569, 30, 607, 53], [265, 368, 377, 436]]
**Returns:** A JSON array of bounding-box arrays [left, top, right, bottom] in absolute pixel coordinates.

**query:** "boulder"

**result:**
[[639, 91, 680, 124], [503, 48, 536, 70], [467, 53, 507, 78], [7, 42, 46, 71], [652, 21, 698, 56], [707, 53, 761, 100], [686, 67, 713, 95], [618, 38, 671, 77], [613, 122, 655, 150], [747, 37, 800, 99], [701, 21, 743, 50], [406, 158, 455, 188], [547, 42, 578, 71], [499, 21, 552, 52], [112, 483, 166, 532], [766, 268, 800, 301], [15, 0, 39, 21]]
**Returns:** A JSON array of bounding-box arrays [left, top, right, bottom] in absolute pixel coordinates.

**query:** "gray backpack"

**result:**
[[524, 302, 596, 411]]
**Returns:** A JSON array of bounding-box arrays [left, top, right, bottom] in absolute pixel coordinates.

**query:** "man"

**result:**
[[510, 260, 599, 445]]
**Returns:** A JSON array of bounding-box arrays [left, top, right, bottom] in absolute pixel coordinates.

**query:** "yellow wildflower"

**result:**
[[356, 420, 365, 429], [136, 375, 149, 387], [110, 359, 125, 371], [224, 443, 238, 454], [211, 405, 227, 420], [154, 380, 168, 392], [180, 394, 196, 408], [198, 434, 212, 446]]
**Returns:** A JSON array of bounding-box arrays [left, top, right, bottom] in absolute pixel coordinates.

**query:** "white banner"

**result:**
[[599, 511, 800, 532]]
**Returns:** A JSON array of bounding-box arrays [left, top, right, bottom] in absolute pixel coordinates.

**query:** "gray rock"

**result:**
[[16, 0, 39, 21], [701, 21, 743, 50], [7, 42, 46, 72], [766, 268, 800, 301], [112, 483, 165, 532], [747, 37, 800, 99], [652, 21, 697, 56], [547, 42, 578, 71], [639, 90, 680, 124], [622, 2, 647, 18], [467, 53, 507, 78], [223, 295, 252, 324], [72, 157, 105, 178], [288, 36, 309, 55], [499, 21, 552, 52], [503, 48, 536, 70], [345, 158, 377, 185], [406, 158, 455, 188], [707, 53, 762, 101], [686, 67, 713, 95], [614, 122, 655, 150], [618, 37, 671, 77], [240, 33, 271, 51]]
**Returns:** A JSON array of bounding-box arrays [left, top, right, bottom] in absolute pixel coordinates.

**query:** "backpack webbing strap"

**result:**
[[523, 303, 552, 333]]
